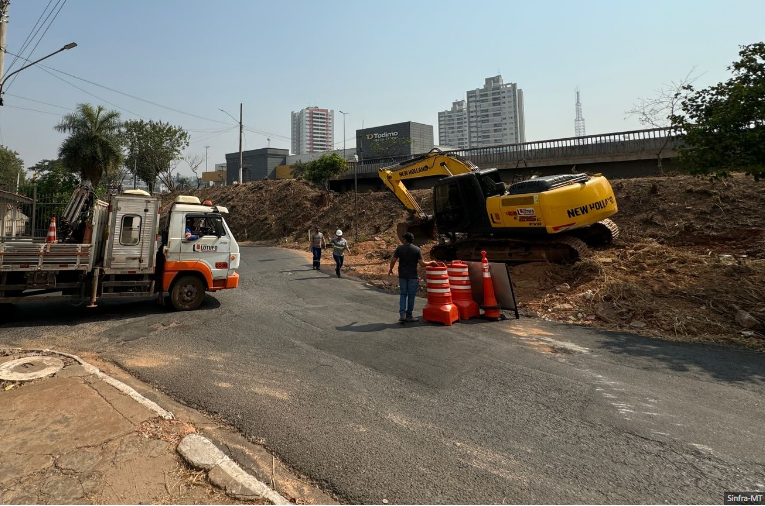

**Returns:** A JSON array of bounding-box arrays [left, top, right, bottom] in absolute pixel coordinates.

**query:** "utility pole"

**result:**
[[238, 103, 243, 184], [0, 0, 10, 122], [203, 145, 209, 188], [339, 110, 354, 241]]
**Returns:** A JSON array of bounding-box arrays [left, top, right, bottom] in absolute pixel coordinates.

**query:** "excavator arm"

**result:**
[[378, 148, 479, 220]]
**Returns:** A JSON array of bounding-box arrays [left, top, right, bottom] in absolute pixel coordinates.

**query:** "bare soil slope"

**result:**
[[168, 174, 765, 351]]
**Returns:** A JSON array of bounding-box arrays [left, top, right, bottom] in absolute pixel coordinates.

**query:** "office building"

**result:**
[[291, 107, 334, 155], [356, 122, 434, 160], [225, 148, 289, 184]]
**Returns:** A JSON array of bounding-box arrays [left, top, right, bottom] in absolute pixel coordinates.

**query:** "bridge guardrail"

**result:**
[[335, 127, 679, 178]]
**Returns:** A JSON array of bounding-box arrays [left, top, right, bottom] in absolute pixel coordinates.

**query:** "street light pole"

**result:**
[[0, 42, 77, 108], [0, 41, 77, 126], [238, 103, 243, 184], [219, 105, 244, 184], [340, 110, 356, 241]]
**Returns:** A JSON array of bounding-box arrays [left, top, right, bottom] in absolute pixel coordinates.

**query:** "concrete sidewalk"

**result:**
[[0, 349, 335, 505]]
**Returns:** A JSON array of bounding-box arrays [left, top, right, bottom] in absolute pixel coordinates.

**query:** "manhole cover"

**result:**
[[0, 356, 65, 381]]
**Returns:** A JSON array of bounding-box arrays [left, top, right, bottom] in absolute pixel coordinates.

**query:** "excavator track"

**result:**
[[430, 235, 591, 264], [573, 218, 620, 246]]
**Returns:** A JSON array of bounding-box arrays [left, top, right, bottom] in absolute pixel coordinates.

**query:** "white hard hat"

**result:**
[[336, 229, 343, 236]]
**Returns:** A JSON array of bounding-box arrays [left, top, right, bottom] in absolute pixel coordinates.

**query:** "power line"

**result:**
[[3, 53, 294, 142], [4, 49, 226, 125], [188, 127, 238, 145], [5, 0, 67, 92], [40, 63, 235, 126], [185, 126, 237, 133], [5, 93, 72, 110], [2, 50, 147, 119], [4, 0, 55, 73], [5, 104, 61, 116], [40, 66, 147, 119], [243, 126, 290, 142]]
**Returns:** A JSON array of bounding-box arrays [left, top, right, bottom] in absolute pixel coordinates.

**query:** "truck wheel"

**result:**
[[170, 276, 205, 311]]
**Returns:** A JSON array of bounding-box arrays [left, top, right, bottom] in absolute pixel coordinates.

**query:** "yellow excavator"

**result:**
[[378, 148, 619, 263]]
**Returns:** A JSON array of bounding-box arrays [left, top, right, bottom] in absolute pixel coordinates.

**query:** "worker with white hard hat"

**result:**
[[329, 229, 353, 278]]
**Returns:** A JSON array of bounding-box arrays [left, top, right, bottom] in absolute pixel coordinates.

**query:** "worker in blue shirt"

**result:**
[[185, 218, 200, 241]]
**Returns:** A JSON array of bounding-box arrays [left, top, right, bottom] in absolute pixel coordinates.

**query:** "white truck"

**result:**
[[0, 188, 240, 311]]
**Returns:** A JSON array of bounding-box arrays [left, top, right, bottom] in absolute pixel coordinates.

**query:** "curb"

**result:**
[[177, 434, 290, 504], [7, 348, 290, 505]]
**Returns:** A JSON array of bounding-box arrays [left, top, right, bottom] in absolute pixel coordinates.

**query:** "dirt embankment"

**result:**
[[167, 174, 765, 351]]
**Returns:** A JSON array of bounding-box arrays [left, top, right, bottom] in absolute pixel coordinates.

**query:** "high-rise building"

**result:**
[[291, 107, 334, 155], [438, 100, 469, 149], [464, 76, 525, 148]]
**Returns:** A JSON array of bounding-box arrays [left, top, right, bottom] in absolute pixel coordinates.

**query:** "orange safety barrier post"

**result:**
[[480, 251, 502, 321], [46, 217, 57, 243], [447, 260, 480, 320], [422, 262, 459, 326]]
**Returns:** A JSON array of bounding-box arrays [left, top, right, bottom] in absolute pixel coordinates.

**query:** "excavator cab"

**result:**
[[433, 169, 504, 236]]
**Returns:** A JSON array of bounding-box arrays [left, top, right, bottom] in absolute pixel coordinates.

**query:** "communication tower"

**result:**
[[575, 88, 586, 137]]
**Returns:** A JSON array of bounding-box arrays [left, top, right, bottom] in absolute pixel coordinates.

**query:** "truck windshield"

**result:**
[[186, 213, 227, 237]]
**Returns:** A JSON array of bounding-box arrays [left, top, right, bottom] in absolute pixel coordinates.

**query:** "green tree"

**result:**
[[54, 104, 123, 187], [29, 159, 79, 201], [122, 120, 189, 192], [671, 42, 765, 180], [0, 145, 25, 190], [304, 153, 347, 190], [370, 137, 413, 159], [173, 173, 195, 191], [290, 160, 308, 178]]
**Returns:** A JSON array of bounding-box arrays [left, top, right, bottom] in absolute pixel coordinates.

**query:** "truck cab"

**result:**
[[161, 196, 240, 310]]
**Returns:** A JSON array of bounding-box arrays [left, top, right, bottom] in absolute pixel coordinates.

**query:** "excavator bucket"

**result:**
[[396, 220, 437, 245]]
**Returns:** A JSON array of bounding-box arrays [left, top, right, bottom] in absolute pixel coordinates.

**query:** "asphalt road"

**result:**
[[2, 245, 764, 504]]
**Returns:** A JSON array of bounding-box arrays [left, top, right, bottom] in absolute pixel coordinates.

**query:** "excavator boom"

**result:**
[[378, 148, 479, 221]]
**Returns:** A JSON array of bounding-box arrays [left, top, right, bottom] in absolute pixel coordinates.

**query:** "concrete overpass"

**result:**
[[330, 127, 679, 191]]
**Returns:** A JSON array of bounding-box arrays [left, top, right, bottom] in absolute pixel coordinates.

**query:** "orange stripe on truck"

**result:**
[[162, 261, 213, 292]]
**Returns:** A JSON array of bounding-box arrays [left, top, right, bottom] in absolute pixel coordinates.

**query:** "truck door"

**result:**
[[180, 213, 231, 280], [107, 197, 157, 271]]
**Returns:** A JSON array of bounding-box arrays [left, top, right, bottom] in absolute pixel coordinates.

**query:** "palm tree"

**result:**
[[55, 104, 123, 187]]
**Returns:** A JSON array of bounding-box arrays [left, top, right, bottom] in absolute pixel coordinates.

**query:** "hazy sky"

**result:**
[[1, 0, 763, 177]]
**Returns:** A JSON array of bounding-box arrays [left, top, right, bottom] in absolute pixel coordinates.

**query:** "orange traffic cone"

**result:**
[[46, 217, 57, 243], [480, 251, 502, 321]]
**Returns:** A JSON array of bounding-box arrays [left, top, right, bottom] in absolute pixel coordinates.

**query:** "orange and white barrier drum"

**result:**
[[447, 260, 480, 320], [423, 262, 459, 326]]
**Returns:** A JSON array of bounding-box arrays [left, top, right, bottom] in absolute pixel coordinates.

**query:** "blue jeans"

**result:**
[[312, 247, 322, 268], [333, 253, 344, 273], [399, 278, 419, 318]]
